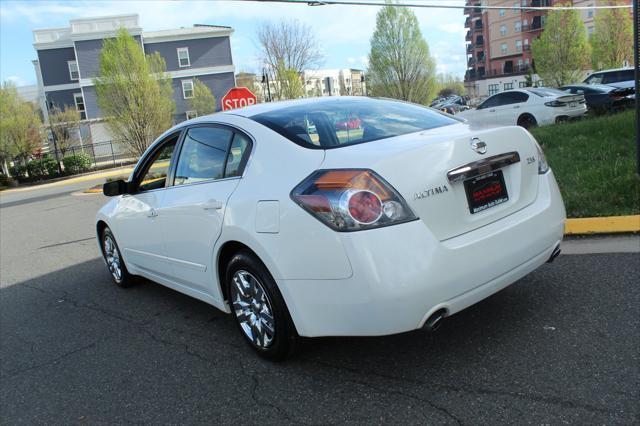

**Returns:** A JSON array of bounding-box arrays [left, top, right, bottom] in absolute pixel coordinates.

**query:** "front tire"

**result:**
[[101, 227, 135, 288], [226, 251, 298, 360]]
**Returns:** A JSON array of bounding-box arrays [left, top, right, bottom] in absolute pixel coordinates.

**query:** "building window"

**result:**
[[499, 8, 505, 16], [516, 40, 523, 52], [504, 82, 514, 90], [177, 47, 190, 67], [588, 26, 594, 36], [185, 110, 198, 120], [519, 81, 527, 88], [182, 79, 194, 99], [513, 2, 519, 14], [587, 5, 594, 18], [515, 21, 521, 32], [74, 93, 86, 120], [501, 43, 508, 54], [68, 61, 79, 80], [500, 25, 507, 36], [488, 84, 500, 95]]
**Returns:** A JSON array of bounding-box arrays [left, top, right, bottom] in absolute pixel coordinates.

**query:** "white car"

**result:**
[[456, 88, 587, 128], [96, 97, 566, 360]]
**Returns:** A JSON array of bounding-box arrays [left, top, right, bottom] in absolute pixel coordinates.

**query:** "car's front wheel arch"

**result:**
[[517, 113, 538, 129]]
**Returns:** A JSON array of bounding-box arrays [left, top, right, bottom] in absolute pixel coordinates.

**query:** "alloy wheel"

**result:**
[[103, 235, 122, 282], [230, 270, 276, 349]]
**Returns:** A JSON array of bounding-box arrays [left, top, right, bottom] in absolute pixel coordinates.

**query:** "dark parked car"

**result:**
[[560, 84, 634, 115], [583, 68, 634, 86]]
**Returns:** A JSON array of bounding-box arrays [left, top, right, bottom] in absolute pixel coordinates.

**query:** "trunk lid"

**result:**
[[321, 123, 541, 241]]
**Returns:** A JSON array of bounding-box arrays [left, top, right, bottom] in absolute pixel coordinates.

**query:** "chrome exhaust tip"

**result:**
[[424, 309, 447, 332], [547, 245, 561, 263]]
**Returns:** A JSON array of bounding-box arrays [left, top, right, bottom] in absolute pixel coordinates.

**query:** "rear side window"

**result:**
[[251, 98, 457, 149], [174, 127, 233, 186], [585, 73, 603, 84]]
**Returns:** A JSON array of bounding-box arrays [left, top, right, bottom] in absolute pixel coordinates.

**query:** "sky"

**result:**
[[0, 0, 467, 87]]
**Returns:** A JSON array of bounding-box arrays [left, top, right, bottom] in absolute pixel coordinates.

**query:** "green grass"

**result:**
[[530, 110, 639, 218]]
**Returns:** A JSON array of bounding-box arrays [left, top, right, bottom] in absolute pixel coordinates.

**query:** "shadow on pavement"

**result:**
[[1, 254, 638, 424]]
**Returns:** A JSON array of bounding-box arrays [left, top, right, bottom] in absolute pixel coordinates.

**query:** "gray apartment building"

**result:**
[[32, 14, 235, 144]]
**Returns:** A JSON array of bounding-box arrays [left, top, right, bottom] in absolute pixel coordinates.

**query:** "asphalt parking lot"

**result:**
[[1, 181, 638, 424]]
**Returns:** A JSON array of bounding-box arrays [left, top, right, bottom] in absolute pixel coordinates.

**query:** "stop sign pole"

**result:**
[[221, 87, 258, 111]]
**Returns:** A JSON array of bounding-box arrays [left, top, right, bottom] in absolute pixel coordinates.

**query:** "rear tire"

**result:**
[[226, 251, 298, 361], [101, 227, 135, 288], [517, 114, 537, 129]]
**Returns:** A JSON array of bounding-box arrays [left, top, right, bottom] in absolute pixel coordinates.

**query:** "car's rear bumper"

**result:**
[[277, 171, 566, 337]]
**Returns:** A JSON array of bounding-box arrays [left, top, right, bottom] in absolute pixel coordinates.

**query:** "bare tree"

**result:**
[[256, 19, 323, 99]]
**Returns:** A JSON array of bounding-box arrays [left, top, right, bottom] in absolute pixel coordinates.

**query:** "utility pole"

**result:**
[[634, 0, 639, 175], [262, 68, 272, 102], [45, 97, 62, 174]]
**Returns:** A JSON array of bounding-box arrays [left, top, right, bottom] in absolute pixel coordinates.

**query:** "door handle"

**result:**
[[147, 209, 158, 218], [489, 109, 496, 112], [202, 199, 223, 210], [513, 105, 520, 109]]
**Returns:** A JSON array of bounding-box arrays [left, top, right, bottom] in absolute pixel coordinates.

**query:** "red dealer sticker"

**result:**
[[463, 170, 509, 214]]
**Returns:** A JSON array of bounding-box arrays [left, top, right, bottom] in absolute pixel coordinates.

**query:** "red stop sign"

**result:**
[[221, 87, 257, 111]]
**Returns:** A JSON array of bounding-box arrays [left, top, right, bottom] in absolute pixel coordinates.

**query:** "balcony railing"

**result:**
[[466, 30, 472, 41], [530, 0, 550, 7], [467, 44, 474, 53], [484, 65, 531, 78]]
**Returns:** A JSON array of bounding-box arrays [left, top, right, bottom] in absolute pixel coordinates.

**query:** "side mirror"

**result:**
[[103, 179, 129, 196]]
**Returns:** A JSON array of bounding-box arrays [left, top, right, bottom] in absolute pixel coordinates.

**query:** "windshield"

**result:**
[[250, 98, 458, 149]]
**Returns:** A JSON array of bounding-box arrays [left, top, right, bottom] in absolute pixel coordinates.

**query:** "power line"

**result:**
[[236, 0, 632, 11]]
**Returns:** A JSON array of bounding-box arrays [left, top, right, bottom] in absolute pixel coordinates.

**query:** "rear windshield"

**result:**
[[528, 88, 567, 97], [250, 98, 458, 149]]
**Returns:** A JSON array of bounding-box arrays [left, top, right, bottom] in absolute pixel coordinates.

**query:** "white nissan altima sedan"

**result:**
[[96, 96, 566, 360]]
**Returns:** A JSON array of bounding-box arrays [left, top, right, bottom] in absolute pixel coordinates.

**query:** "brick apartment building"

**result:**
[[32, 14, 235, 145], [464, 0, 632, 98]]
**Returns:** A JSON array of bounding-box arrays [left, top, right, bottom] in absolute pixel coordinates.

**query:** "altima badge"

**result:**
[[415, 185, 448, 200], [470, 137, 487, 155]]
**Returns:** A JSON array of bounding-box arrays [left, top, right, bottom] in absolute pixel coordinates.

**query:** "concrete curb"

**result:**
[[565, 215, 640, 235], [0, 166, 134, 195]]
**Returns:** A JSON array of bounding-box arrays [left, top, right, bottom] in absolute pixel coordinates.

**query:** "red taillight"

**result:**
[[347, 190, 382, 224], [291, 169, 417, 231]]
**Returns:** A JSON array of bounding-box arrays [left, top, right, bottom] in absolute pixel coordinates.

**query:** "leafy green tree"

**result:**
[[188, 79, 216, 117], [49, 105, 81, 156], [95, 28, 175, 157], [367, 3, 437, 104], [0, 81, 43, 175], [590, 5, 634, 70], [275, 61, 304, 100], [436, 74, 466, 98], [531, 4, 591, 86]]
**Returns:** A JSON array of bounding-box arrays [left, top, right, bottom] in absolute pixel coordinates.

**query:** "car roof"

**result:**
[[588, 67, 634, 74], [221, 96, 369, 117]]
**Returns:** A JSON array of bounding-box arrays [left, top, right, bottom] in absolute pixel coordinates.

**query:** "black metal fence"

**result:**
[[50, 140, 135, 169]]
